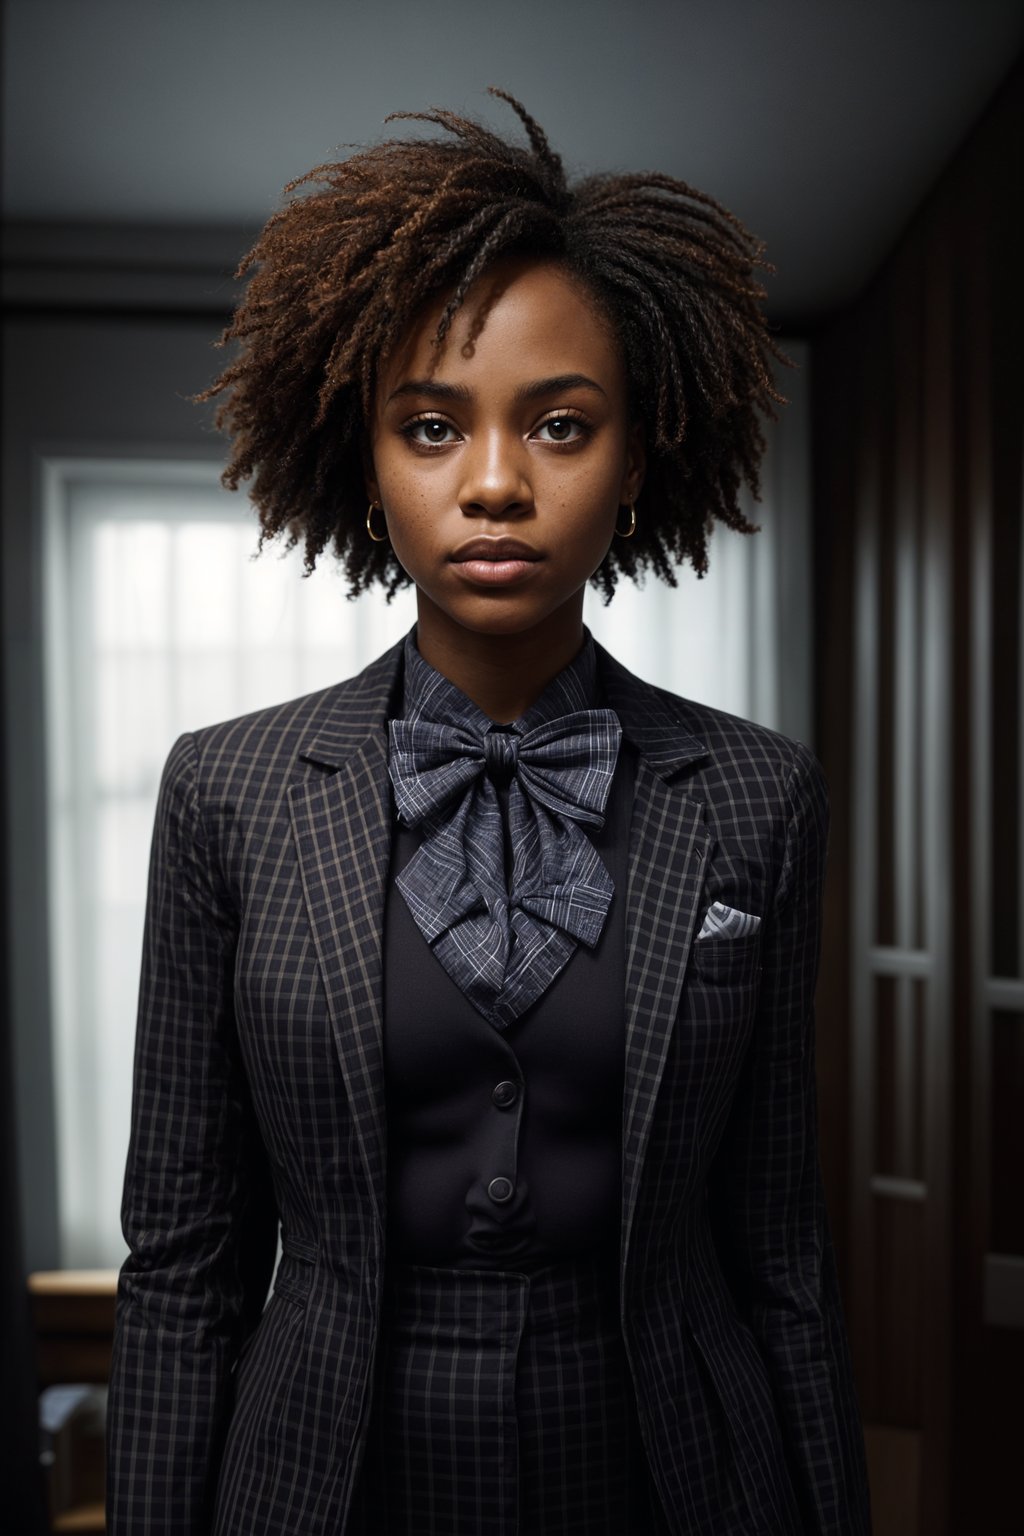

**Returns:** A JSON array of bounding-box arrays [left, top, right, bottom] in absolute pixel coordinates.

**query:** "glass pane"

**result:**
[[95, 650, 173, 791], [94, 521, 171, 649], [173, 524, 242, 649]]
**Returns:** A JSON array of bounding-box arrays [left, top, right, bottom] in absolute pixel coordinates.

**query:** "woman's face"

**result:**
[[368, 258, 644, 658]]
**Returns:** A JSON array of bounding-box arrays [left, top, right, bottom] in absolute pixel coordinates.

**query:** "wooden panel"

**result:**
[[849, 328, 883, 1419], [29, 1269, 117, 1389], [874, 417, 897, 952], [814, 57, 1024, 1536], [863, 1426, 921, 1536], [872, 1196, 924, 1426], [53, 1506, 105, 1533], [984, 1255, 1024, 1329], [872, 976, 927, 1184], [918, 215, 955, 1536], [873, 976, 898, 1179], [989, 437, 1022, 983], [991, 1012, 1024, 1256]]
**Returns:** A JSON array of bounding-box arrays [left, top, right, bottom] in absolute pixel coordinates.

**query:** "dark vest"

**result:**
[[382, 747, 635, 1268]]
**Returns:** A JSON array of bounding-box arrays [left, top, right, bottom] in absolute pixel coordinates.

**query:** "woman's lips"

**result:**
[[450, 539, 542, 587], [456, 557, 539, 585]]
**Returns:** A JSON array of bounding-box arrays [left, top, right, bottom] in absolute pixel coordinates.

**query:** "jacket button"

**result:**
[[487, 1176, 514, 1204], [491, 1080, 518, 1108]]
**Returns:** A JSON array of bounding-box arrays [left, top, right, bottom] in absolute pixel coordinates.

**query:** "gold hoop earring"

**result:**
[[615, 501, 637, 539], [366, 501, 388, 543]]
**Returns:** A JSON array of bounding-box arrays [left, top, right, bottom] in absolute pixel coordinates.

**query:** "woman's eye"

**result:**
[[406, 418, 457, 445], [536, 415, 586, 443]]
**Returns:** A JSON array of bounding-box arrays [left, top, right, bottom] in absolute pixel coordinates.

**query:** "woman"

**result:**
[[107, 92, 871, 1535]]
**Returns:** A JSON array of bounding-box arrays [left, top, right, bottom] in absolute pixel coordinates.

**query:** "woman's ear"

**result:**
[[620, 421, 646, 505]]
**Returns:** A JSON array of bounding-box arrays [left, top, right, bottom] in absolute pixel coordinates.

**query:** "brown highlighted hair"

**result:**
[[202, 89, 786, 599]]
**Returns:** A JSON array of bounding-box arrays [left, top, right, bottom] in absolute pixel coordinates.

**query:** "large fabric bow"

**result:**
[[388, 708, 622, 1029]]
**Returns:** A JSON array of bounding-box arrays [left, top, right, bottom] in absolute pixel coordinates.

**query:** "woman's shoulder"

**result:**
[[666, 688, 821, 788], [596, 642, 822, 797], [165, 637, 405, 798]]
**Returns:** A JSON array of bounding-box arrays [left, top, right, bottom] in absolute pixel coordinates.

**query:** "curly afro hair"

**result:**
[[201, 88, 786, 600]]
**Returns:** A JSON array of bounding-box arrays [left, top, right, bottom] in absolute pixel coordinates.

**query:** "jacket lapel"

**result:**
[[287, 642, 404, 1235], [620, 763, 709, 1265], [596, 647, 711, 1270]]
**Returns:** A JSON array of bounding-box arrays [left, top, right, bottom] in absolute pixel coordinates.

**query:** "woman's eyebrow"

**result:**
[[385, 379, 471, 405], [384, 373, 608, 406], [515, 373, 607, 401]]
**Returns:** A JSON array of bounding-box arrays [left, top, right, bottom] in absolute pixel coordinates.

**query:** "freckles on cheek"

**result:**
[[386, 485, 437, 562]]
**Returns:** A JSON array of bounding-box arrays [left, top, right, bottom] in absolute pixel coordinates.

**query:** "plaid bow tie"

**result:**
[[388, 664, 622, 1029]]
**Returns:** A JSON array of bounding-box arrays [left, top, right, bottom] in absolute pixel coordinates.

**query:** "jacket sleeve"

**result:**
[[708, 744, 872, 1535], [106, 732, 279, 1535]]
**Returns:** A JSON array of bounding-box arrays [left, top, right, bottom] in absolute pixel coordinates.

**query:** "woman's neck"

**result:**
[[413, 602, 586, 722]]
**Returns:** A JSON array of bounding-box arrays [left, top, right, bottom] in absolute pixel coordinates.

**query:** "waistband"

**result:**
[[382, 1247, 621, 1333]]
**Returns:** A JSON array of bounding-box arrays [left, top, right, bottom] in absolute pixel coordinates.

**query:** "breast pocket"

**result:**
[[679, 933, 763, 1096], [689, 931, 763, 987]]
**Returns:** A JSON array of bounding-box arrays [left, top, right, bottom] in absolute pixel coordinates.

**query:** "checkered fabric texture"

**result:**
[[347, 1254, 660, 1535], [106, 632, 872, 1536], [388, 634, 622, 1028]]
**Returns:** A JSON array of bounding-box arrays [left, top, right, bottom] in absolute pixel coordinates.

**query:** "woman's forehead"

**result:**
[[376, 257, 625, 403]]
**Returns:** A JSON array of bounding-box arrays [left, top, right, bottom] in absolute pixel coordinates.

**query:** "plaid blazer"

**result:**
[[107, 637, 871, 1536]]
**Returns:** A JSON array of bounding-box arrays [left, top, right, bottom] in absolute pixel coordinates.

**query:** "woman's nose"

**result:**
[[458, 430, 533, 519]]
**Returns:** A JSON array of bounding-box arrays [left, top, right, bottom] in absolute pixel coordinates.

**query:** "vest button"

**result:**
[[487, 1176, 514, 1204], [491, 1080, 518, 1108]]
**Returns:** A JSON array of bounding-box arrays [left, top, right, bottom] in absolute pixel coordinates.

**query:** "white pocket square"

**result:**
[[697, 901, 761, 941]]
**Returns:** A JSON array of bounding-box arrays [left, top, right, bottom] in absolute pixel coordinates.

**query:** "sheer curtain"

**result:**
[[43, 350, 809, 1266], [586, 343, 812, 745]]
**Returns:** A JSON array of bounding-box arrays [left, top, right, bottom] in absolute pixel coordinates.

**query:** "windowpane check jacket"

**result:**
[[107, 637, 872, 1535]]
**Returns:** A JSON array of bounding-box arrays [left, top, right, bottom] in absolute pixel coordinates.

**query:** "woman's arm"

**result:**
[[106, 732, 279, 1536], [709, 745, 872, 1535]]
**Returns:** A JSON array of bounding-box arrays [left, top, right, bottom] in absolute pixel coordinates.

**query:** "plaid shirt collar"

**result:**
[[399, 628, 600, 735]]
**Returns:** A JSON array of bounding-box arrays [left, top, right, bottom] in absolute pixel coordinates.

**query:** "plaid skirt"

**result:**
[[347, 1251, 665, 1535]]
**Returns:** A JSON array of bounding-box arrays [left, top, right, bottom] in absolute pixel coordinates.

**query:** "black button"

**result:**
[[487, 1176, 514, 1204], [491, 1080, 518, 1109]]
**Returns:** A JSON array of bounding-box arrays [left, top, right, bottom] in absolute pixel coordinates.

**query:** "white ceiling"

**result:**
[[3, 0, 1022, 321]]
